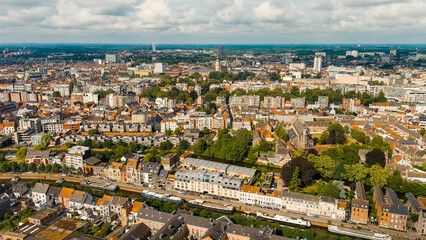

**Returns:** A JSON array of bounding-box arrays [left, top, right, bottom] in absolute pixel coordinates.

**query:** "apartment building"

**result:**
[[351, 182, 369, 224], [174, 170, 243, 199], [373, 186, 408, 230], [65, 146, 91, 170], [229, 95, 260, 108], [25, 150, 50, 166]]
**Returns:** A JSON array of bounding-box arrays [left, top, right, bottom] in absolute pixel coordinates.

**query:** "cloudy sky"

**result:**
[[1, 0, 425, 44]]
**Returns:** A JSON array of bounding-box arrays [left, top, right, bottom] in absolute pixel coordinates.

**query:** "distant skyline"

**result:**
[[1, 0, 425, 44]]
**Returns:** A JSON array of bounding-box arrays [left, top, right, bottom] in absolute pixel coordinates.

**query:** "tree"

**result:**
[[281, 156, 316, 186], [386, 170, 403, 192], [326, 123, 346, 145], [159, 140, 173, 150], [144, 153, 155, 162], [52, 91, 61, 98], [275, 126, 289, 141], [164, 129, 173, 136], [366, 148, 386, 167], [45, 164, 52, 173], [76, 168, 83, 175], [319, 131, 329, 144], [33, 145, 47, 151], [351, 129, 370, 144], [38, 163, 45, 172], [9, 161, 18, 172], [342, 164, 369, 182], [16, 147, 27, 160], [179, 140, 189, 150], [201, 127, 211, 135], [19, 162, 27, 172], [41, 134, 52, 147], [192, 139, 207, 155], [173, 128, 183, 136], [375, 90, 387, 102], [370, 165, 390, 187], [308, 154, 337, 179], [97, 223, 111, 237], [319, 181, 340, 198], [52, 163, 61, 173], [88, 129, 99, 136], [28, 163, 36, 171], [289, 167, 301, 192]]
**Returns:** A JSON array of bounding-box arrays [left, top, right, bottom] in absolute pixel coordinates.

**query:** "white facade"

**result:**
[[313, 56, 322, 73]]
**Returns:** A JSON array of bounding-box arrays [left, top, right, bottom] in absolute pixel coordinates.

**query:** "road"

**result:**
[[1, 173, 419, 240]]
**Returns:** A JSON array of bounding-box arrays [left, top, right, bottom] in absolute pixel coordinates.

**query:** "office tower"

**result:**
[[218, 46, 225, 58], [313, 56, 322, 73], [105, 54, 117, 63], [152, 43, 156, 52]]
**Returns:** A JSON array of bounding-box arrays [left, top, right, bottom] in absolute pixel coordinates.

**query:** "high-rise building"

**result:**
[[313, 56, 322, 73], [154, 63, 166, 73], [152, 43, 156, 52], [218, 46, 225, 58], [105, 54, 117, 63], [318, 96, 329, 108], [215, 58, 220, 71]]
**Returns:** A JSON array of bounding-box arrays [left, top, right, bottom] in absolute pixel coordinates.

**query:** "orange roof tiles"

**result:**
[[59, 188, 75, 199]]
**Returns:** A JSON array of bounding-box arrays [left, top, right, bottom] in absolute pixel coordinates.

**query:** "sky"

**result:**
[[0, 0, 425, 44]]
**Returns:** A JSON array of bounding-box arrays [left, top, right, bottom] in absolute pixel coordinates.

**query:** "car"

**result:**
[[314, 215, 319, 218], [148, 184, 156, 189]]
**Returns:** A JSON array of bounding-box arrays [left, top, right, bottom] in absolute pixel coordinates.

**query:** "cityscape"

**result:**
[[0, 1, 426, 240]]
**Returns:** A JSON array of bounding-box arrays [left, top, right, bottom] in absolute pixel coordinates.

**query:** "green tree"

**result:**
[[52, 163, 61, 173], [159, 140, 173, 150], [97, 223, 111, 237], [52, 91, 61, 98], [38, 163, 45, 172], [319, 181, 340, 198], [164, 129, 173, 136], [41, 134, 52, 147], [28, 162, 36, 171], [144, 153, 155, 162], [45, 164, 52, 173], [308, 154, 337, 179], [375, 90, 387, 102], [201, 127, 211, 135], [88, 129, 99, 136], [16, 147, 27, 160], [173, 128, 183, 136], [289, 167, 301, 192], [179, 140, 189, 150], [370, 165, 390, 187], [275, 126, 289, 141], [192, 139, 207, 155], [19, 162, 27, 172], [64, 142, 72, 149], [342, 164, 369, 182], [34, 144, 47, 151]]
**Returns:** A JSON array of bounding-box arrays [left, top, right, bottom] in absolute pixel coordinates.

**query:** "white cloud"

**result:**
[[0, 0, 424, 43]]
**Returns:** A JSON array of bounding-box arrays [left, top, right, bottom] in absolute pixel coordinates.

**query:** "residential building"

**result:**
[[32, 183, 50, 207], [373, 186, 408, 230], [161, 153, 179, 171], [351, 182, 369, 224], [25, 150, 50, 166], [65, 146, 91, 170], [239, 185, 282, 209]]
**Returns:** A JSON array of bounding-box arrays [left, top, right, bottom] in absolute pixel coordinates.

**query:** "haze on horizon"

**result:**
[[1, 0, 425, 44]]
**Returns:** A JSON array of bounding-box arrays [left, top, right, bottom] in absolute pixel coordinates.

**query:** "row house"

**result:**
[[373, 186, 408, 231], [281, 191, 347, 220], [351, 182, 369, 224], [239, 185, 283, 209]]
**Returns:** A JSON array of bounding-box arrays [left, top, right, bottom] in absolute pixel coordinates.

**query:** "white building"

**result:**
[[239, 185, 282, 209], [53, 84, 70, 97], [160, 120, 178, 133], [65, 146, 91, 170], [313, 56, 322, 73], [105, 54, 117, 63], [154, 63, 166, 74]]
